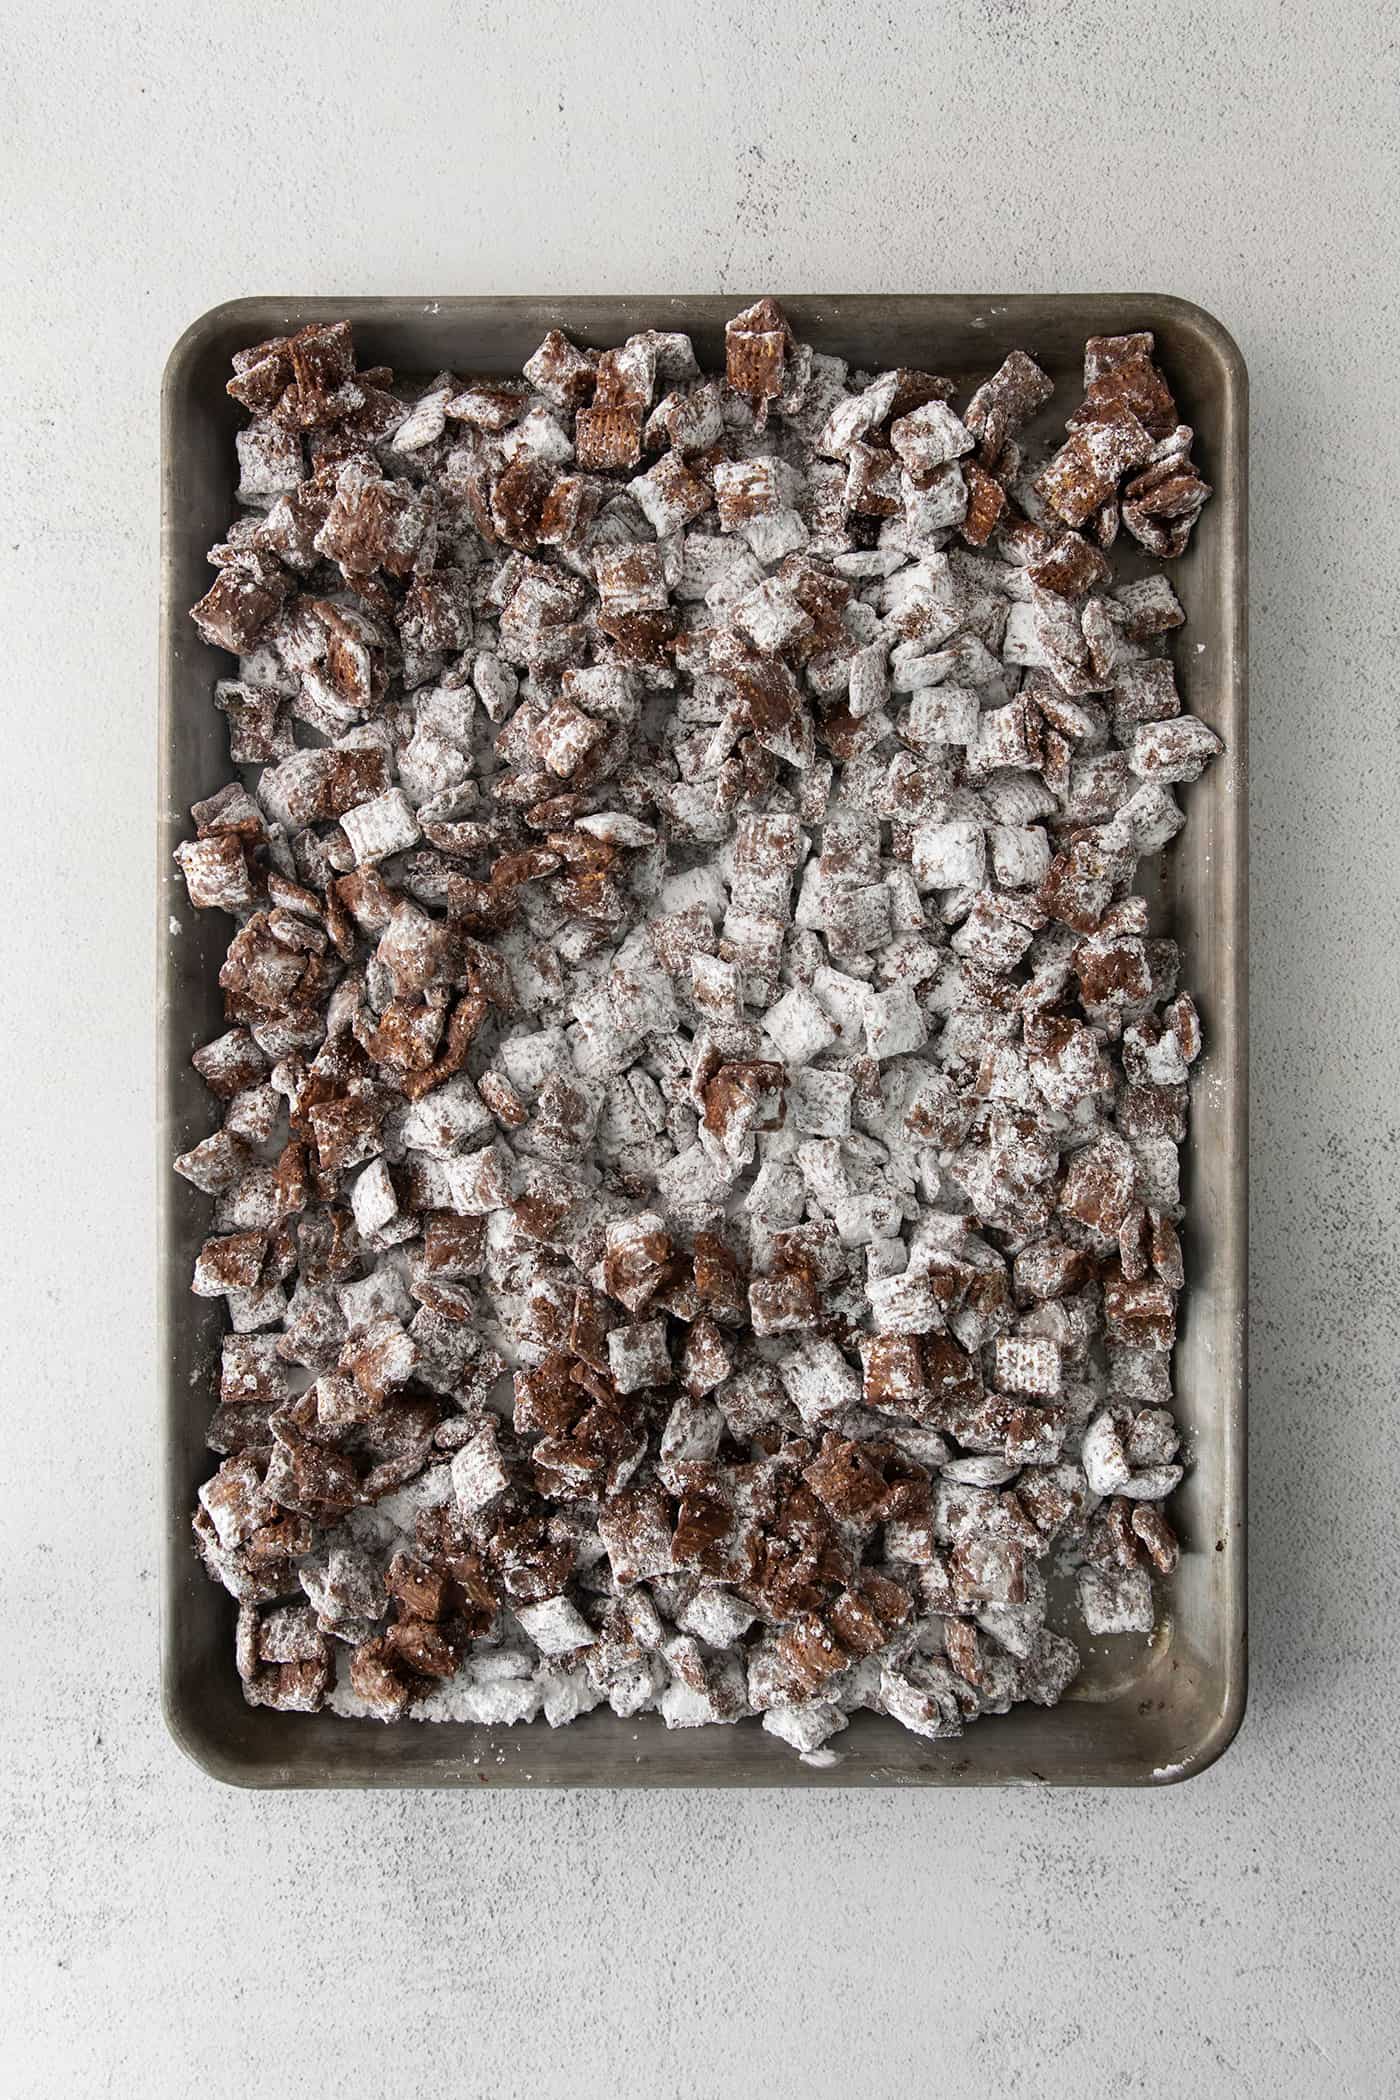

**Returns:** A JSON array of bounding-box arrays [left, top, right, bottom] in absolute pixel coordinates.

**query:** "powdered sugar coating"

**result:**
[[178, 307, 1218, 1757]]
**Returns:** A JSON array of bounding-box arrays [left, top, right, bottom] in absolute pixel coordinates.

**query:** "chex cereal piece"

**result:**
[[763, 983, 836, 1066], [607, 1319, 672, 1394], [575, 403, 643, 470], [864, 984, 926, 1060], [451, 1419, 511, 1517], [723, 299, 793, 419], [993, 1334, 1063, 1398], [1127, 716, 1223, 783], [1059, 1130, 1139, 1236], [912, 820, 985, 891], [1035, 412, 1154, 529], [1077, 1563, 1155, 1636], [889, 400, 973, 476], [515, 1596, 594, 1657], [963, 350, 1053, 459]]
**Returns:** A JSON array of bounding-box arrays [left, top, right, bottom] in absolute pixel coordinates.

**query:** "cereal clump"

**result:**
[[177, 307, 1217, 1755]]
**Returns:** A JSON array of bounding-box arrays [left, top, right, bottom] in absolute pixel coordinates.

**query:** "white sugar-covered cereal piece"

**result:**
[[724, 297, 794, 424], [1025, 1014, 1110, 1113], [864, 983, 927, 1061], [968, 696, 1041, 777], [594, 540, 671, 614], [515, 1596, 595, 1657], [889, 400, 973, 475], [741, 508, 809, 565], [214, 679, 294, 763], [628, 450, 711, 536], [443, 1139, 520, 1215], [1001, 599, 1059, 671], [776, 1336, 863, 1424], [440, 1676, 546, 1727], [1110, 657, 1180, 733], [1059, 1129, 1139, 1236], [964, 349, 1054, 457], [764, 983, 837, 1066], [834, 1192, 904, 1247], [451, 1419, 511, 1518], [728, 859, 795, 924], [762, 1701, 849, 1754], [811, 964, 872, 1042], [889, 644, 956, 693], [1123, 1017, 1189, 1088], [658, 1650, 748, 1729], [864, 1235, 910, 1285], [174, 835, 259, 915], [1082, 1407, 1183, 1500], [866, 1269, 941, 1334], [174, 1127, 253, 1194], [990, 825, 1051, 889], [472, 650, 519, 722], [402, 1072, 495, 1155], [712, 455, 789, 527], [523, 328, 596, 407], [1108, 1345, 1173, 1406], [564, 663, 643, 725], [339, 1312, 416, 1403], [847, 642, 890, 719], [743, 1158, 806, 1228], [950, 892, 1040, 975], [912, 820, 985, 892], [791, 1064, 855, 1138], [1077, 1563, 1154, 1636], [337, 1261, 414, 1333], [691, 952, 742, 1020], [992, 1334, 1064, 1398], [539, 1663, 605, 1728], [500, 1026, 572, 1100], [878, 1658, 965, 1739], [390, 383, 452, 453], [1037, 833, 1121, 935], [1035, 411, 1154, 529], [823, 883, 892, 959], [677, 1587, 757, 1648], [191, 1230, 268, 1300], [1111, 573, 1185, 639], [906, 685, 981, 749], [350, 1155, 398, 1239], [608, 1319, 672, 1394], [1113, 781, 1185, 857], [721, 908, 786, 1000], [820, 808, 881, 886], [1127, 716, 1223, 782], [529, 698, 607, 778], [902, 464, 969, 542], [885, 865, 925, 936], [340, 788, 421, 866], [818, 371, 902, 458], [732, 575, 813, 655], [236, 420, 304, 505], [1060, 752, 1135, 824], [1129, 1133, 1180, 1212]]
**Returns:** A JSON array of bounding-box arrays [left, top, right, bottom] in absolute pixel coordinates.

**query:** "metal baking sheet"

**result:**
[[159, 295, 1247, 1787]]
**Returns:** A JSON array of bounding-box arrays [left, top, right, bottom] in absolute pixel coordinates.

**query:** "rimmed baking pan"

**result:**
[[160, 295, 1247, 1786]]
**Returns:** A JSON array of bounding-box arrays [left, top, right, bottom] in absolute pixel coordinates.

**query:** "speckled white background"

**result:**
[[3, 1, 1396, 2092]]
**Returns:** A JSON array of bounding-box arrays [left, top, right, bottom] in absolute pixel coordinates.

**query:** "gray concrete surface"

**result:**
[[3, 1, 1396, 2093]]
